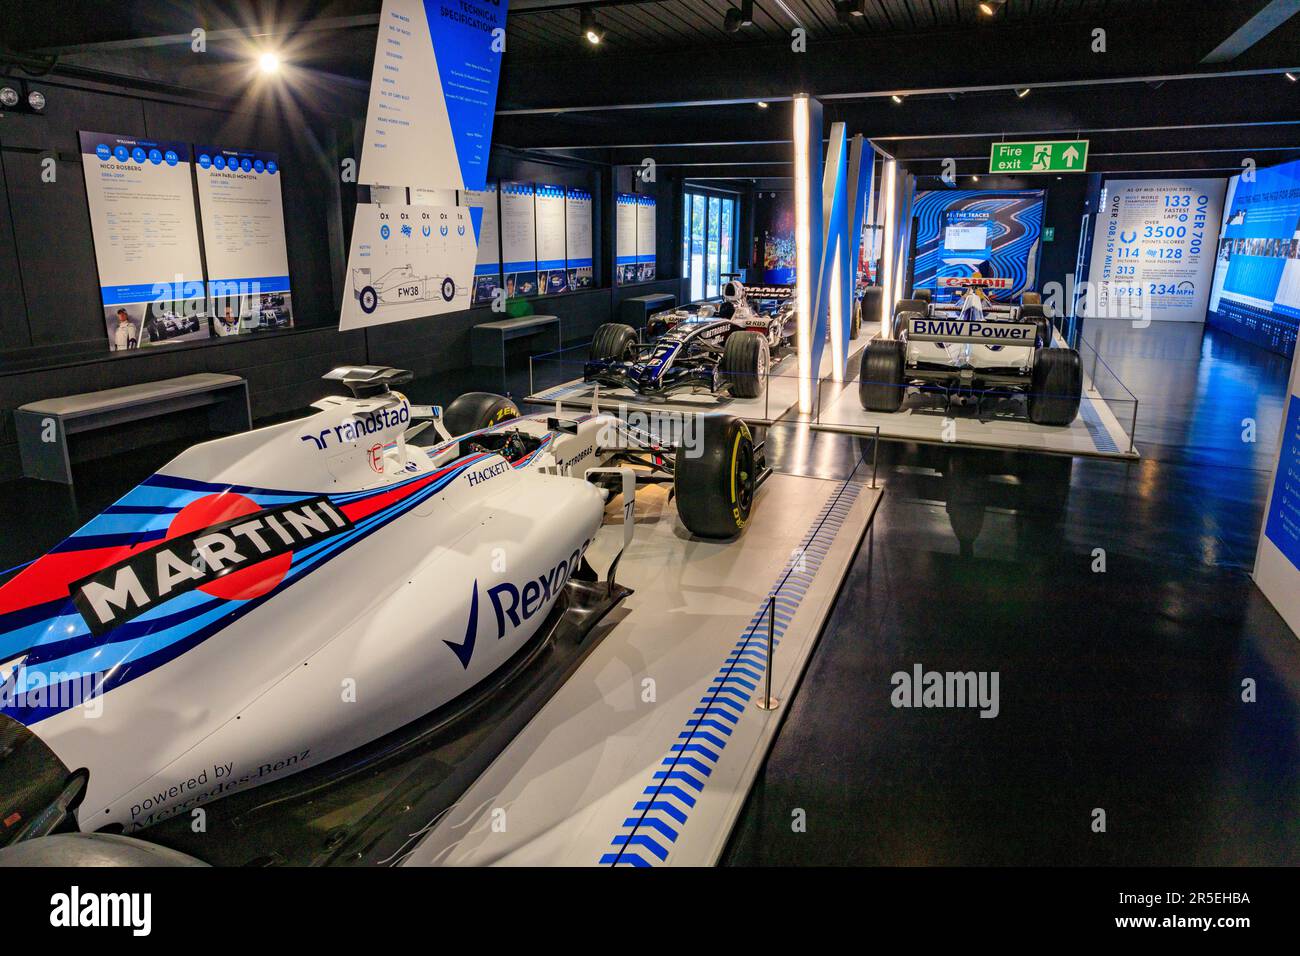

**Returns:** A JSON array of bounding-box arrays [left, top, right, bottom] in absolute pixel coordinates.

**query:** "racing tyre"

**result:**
[[850, 296, 863, 340], [590, 323, 638, 362], [911, 288, 933, 303], [721, 331, 769, 399], [1027, 348, 1082, 426], [440, 277, 456, 302], [893, 310, 923, 341], [1021, 291, 1042, 306], [860, 287, 883, 337], [859, 337, 907, 412], [674, 415, 755, 539], [359, 286, 379, 315], [444, 391, 519, 436]]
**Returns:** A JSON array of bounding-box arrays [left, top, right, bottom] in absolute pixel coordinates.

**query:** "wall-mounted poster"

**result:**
[[1086, 178, 1226, 324], [755, 191, 795, 284], [500, 181, 538, 297], [1207, 158, 1300, 355], [80, 131, 208, 350], [911, 189, 1045, 302], [338, 203, 478, 331], [462, 182, 501, 305], [636, 194, 657, 282], [358, 0, 508, 193], [565, 188, 594, 290], [615, 192, 638, 285], [194, 146, 293, 336], [535, 183, 568, 295]]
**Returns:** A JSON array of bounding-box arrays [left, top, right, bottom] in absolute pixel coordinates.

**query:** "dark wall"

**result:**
[[0, 73, 691, 482]]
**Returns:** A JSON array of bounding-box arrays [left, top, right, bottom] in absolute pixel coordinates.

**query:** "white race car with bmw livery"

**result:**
[[0, 366, 763, 848], [860, 277, 1083, 426]]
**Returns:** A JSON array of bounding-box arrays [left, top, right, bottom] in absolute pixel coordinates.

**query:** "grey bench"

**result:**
[[620, 293, 677, 332], [15, 373, 251, 485], [471, 314, 561, 367]]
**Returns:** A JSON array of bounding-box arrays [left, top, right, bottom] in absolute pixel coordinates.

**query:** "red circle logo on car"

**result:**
[[166, 493, 292, 600]]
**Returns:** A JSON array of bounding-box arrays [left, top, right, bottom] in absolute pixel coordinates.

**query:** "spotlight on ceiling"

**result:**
[[0, 87, 18, 109], [1015, 87, 1030, 98], [581, 7, 606, 44], [979, 0, 1005, 15], [972, 175, 981, 182], [890, 94, 904, 104], [258, 51, 281, 74], [26, 89, 45, 112], [724, 0, 754, 33], [1287, 72, 1297, 82], [756, 100, 769, 109], [834, 0, 866, 23]]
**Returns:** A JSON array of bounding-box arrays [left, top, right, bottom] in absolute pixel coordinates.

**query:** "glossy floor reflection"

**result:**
[[724, 320, 1300, 865]]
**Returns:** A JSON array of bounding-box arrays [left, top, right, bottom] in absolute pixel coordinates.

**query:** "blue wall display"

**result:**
[[911, 189, 1045, 302], [1207, 157, 1300, 356]]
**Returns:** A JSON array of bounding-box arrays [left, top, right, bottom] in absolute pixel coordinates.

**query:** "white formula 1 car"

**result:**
[[0, 367, 763, 846], [352, 265, 464, 315], [860, 278, 1083, 426]]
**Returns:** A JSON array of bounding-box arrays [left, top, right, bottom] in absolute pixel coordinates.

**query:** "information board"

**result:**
[[565, 187, 594, 290], [1085, 178, 1226, 323], [462, 183, 501, 305], [615, 192, 637, 285], [358, 0, 508, 192], [195, 145, 293, 336], [1255, 342, 1300, 638], [339, 203, 478, 330], [80, 131, 208, 350], [636, 194, 657, 282], [500, 181, 538, 296], [535, 183, 567, 295]]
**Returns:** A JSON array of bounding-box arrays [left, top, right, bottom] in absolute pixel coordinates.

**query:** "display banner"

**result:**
[[80, 131, 208, 350], [462, 182, 501, 305], [535, 183, 568, 295], [500, 181, 538, 296], [195, 146, 293, 337], [565, 187, 593, 290], [1208, 157, 1300, 355], [636, 194, 657, 282], [358, 0, 509, 192], [1254, 341, 1300, 638], [339, 202, 477, 331], [911, 189, 1044, 302], [615, 192, 637, 285], [1085, 178, 1226, 323]]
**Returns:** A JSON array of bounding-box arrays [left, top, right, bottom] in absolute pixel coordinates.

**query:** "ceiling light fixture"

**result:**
[[979, 0, 1005, 15], [724, 0, 754, 33], [834, 0, 866, 23], [756, 100, 769, 108], [581, 8, 606, 44], [890, 94, 904, 104], [26, 89, 45, 111], [1015, 87, 1030, 98], [1287, 72, 1297, 82], [0, 87, 18, 109], [258, 51, 281, 74]]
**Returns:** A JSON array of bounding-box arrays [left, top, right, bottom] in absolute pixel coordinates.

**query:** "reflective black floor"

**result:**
[[724, 320, 1300, 865]]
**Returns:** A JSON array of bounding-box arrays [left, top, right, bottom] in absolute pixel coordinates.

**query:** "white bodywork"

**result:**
[[0, 392, 634, 833]]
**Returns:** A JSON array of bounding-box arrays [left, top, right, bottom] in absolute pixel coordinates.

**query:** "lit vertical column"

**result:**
[[793, 94, 814, 413], [878, 158, 897, 337]]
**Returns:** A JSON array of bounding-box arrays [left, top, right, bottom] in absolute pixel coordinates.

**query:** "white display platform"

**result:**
[[810, 334, 1139, 460], [396, 470, 881, 867], [526, 339, 868, 426]]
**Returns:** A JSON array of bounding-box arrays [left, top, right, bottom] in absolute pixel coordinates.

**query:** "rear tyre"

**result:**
[[590, 323, 638, 362], [674, 415, 755, 539], [443, 391, 519, 436], [859, 337, 908, 412], [893, 309, 923, 341], [1027, 348, 1082, 426], [721, 331, 769, 399], [1021, 291, 1042, 306], [911, 288, 933, 303]]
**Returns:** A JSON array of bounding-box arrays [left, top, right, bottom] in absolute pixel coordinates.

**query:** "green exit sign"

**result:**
[[989, 140, 1089, 174], [1043, 226, 1055, 242]]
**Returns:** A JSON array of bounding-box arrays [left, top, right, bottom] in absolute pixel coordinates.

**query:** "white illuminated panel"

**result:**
[[794, 95, 813, 413]]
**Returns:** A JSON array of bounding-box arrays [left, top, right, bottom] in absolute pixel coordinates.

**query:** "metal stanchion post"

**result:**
[[529, 354, 534, 398], [872, 425, 880, 489], [757, 594, 779, 710]]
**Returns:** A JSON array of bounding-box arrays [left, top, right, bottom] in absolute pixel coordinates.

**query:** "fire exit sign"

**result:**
[[989, 140, 1089, 173]]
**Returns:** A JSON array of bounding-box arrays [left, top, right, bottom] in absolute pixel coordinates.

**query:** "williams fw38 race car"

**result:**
[[860, 277, 1083, 426], [585, 281, 798, 399], [0, 366, 765, 852]]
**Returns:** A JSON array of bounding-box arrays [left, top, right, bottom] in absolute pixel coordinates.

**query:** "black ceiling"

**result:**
[[2, 0, 1297, 178]]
